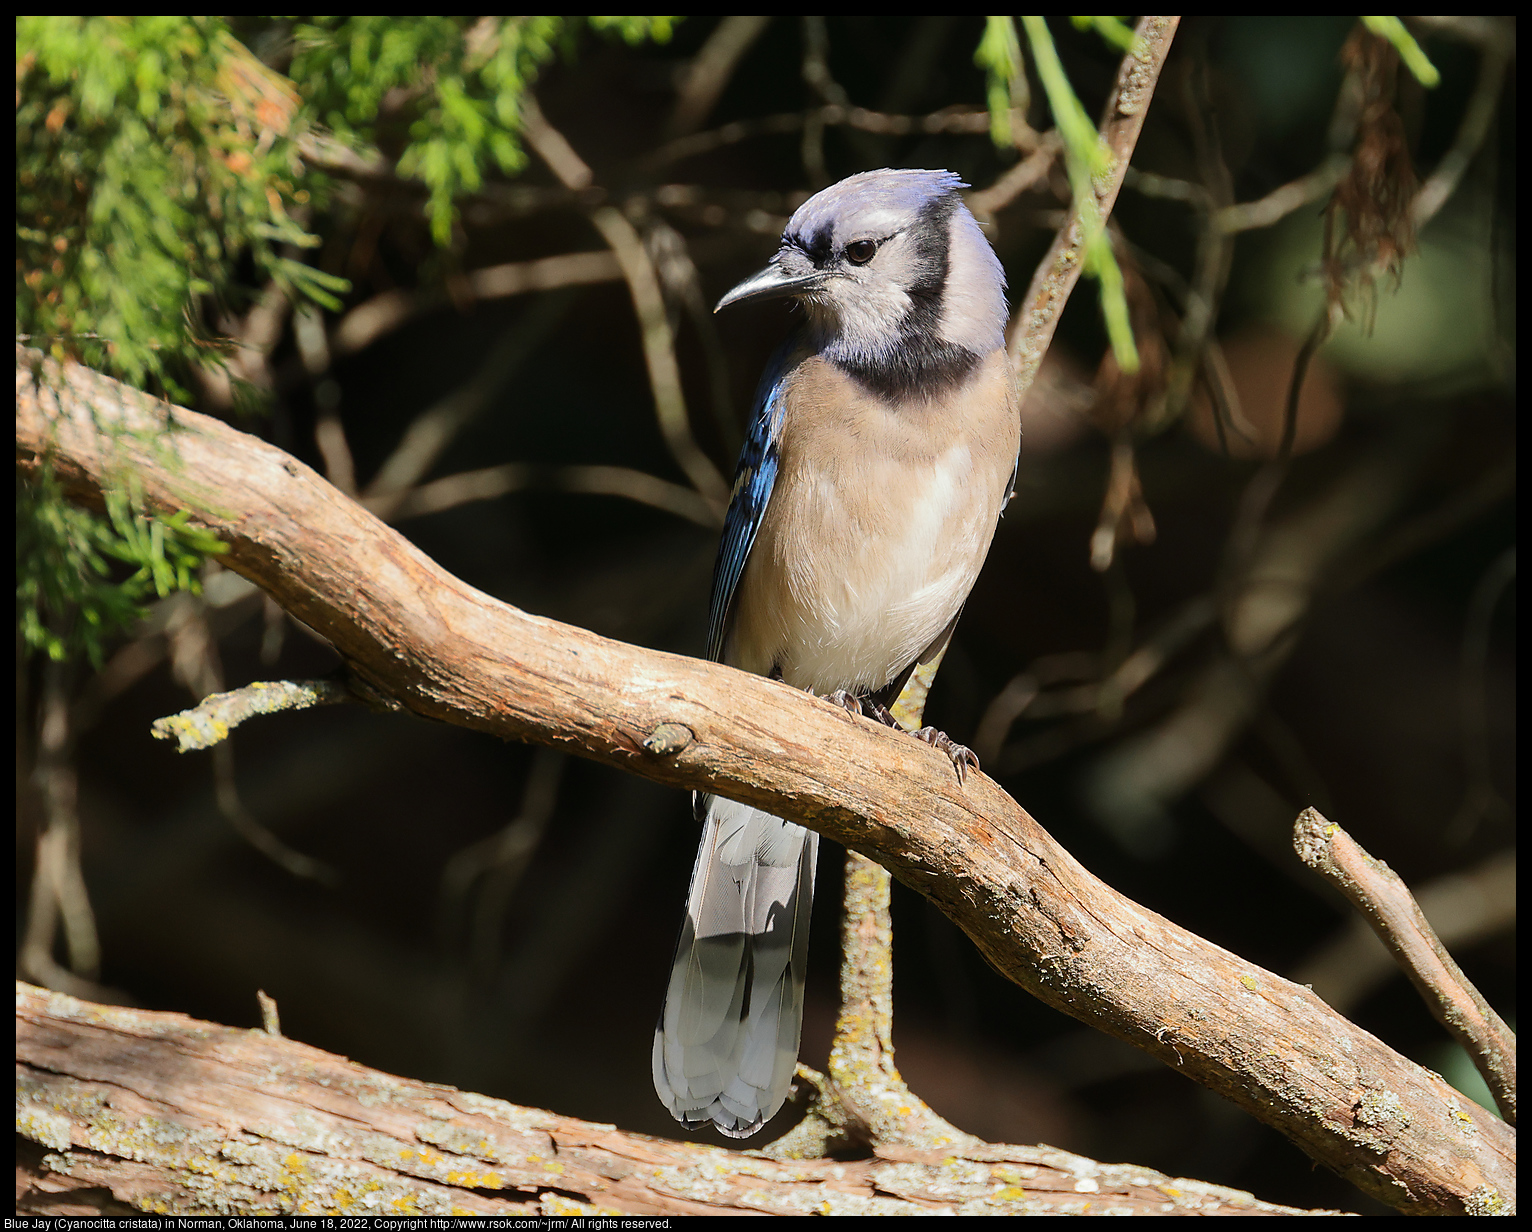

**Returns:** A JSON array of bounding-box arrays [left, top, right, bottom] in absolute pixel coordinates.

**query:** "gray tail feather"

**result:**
[[653, 795, 817, 1137]]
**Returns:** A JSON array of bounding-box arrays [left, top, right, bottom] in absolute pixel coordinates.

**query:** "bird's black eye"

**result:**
[[844, 239, 877, 265]]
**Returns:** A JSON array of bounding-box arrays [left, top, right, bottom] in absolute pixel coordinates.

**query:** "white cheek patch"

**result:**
[[938, 213, 1007, 354], [827, 277, 912, 358]]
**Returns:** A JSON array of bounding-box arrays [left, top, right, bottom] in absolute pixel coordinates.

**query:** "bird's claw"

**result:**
[[827, 694, 974, 784], [910, 726, 980, 785], [824, 689, 863, 716], [826, 691, 904, 730]]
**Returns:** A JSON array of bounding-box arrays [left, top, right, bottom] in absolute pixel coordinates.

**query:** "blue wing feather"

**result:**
[[705, 341, 796, 664]]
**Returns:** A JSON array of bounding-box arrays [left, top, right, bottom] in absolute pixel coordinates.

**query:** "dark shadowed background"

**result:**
[[19, 17, 1514, 1217]]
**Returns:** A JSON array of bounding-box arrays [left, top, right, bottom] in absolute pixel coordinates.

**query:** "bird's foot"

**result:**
[[825, 691, 905, 730], [910, 726, 980, 785], [824, 689, 863, 717]]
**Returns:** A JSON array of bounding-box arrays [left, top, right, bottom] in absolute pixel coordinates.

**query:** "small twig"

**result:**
[[1293, 848, 1516, 1017], [965, 132, 1061, 221], [521, 96, 730, 510], [151, 678, 352, 753], [643, 215, 741, 454], [195, 279, 291, 413], [666, 15, 772, 139], [159, 631, 343, 885], [211, 740, 338, 885], [1198, 333, 1259, 446], [372, 462, 721, 528], [799, 17, 848, 186], [1330, 457, 1515, 595], [439, 749, 566, 979], [24, 660, 101, 986], [1410, 29, 1512, 230], [362, 292, 582, 521], [1006, 17, 1181, 400], [1123, 165, 1211, 208], [1410, 15, 1508, 45], [1211, 154, 1351, 234], [976, 593, 1218, 766], [1293, 808, 1516, 1126], [1089, 434, 1156, 572], [1150, 49, 1236, 433], [331, 251, 621, 358], [256, 990, 282, 1037], [294, 304, 355, 496], [1277, 310, 1331, 465], [646, 104, 1016, 170]]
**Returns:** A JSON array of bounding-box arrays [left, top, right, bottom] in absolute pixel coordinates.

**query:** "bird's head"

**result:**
[[716, 169, 1007, 394]]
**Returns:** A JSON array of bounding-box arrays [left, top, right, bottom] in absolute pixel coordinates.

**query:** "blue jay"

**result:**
[[652, 168, 1019, 1137]]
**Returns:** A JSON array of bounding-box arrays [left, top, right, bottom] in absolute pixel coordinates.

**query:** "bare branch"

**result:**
[[1410, 29, 1513, 229], [360, 295, 580, 521], [333, 251, 622, 358], [150, 678, 352, 753], [667, 16, 772, 139], [520, 97, 730, 510], [17, 983, 1345, 1216], [1293, 849, 1516, 1016], [647, 103, 1021, 170], [1007, 16, 1181, 401], [1212, 154, 1351, 234], [369, 462, 720, 528], [16, 345, 1516, 1214], [966, 132, 1062, 222], [769, 653, 980, 1160], [1293, 809, 1516, 1126]]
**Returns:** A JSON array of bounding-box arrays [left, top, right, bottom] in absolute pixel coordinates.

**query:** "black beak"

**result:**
[[714, 258, 827, 312]]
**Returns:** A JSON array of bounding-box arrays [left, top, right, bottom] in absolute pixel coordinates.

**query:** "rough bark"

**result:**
[[17, 983, 1345, 1217]]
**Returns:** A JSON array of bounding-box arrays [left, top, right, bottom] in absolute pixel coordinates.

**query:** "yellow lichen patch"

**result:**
[[990, 1186, 1027, 1203], [542, 1160, 565, 1175], [17, 1104, 73, 1151], [446, 1169, 503, 1189], [389, 1194, 422, 1214], [540, 1192, 598, 1216]]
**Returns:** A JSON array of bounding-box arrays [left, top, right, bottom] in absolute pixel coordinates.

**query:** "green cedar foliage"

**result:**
[[292, 16, 677, 245], [16, 16, 676, 666]]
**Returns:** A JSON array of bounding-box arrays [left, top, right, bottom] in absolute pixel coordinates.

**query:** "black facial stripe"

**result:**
[[902, 193, 956, 325], [834, 191, 980, 402], [791, 221, 836, 265], [835, 337, 980, 402]]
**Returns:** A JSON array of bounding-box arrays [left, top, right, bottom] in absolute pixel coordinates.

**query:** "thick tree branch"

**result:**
[[1294, 809, 1516, 1126], [15, 345, 1515, 1214], [16, 983, 1344, 1216]]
